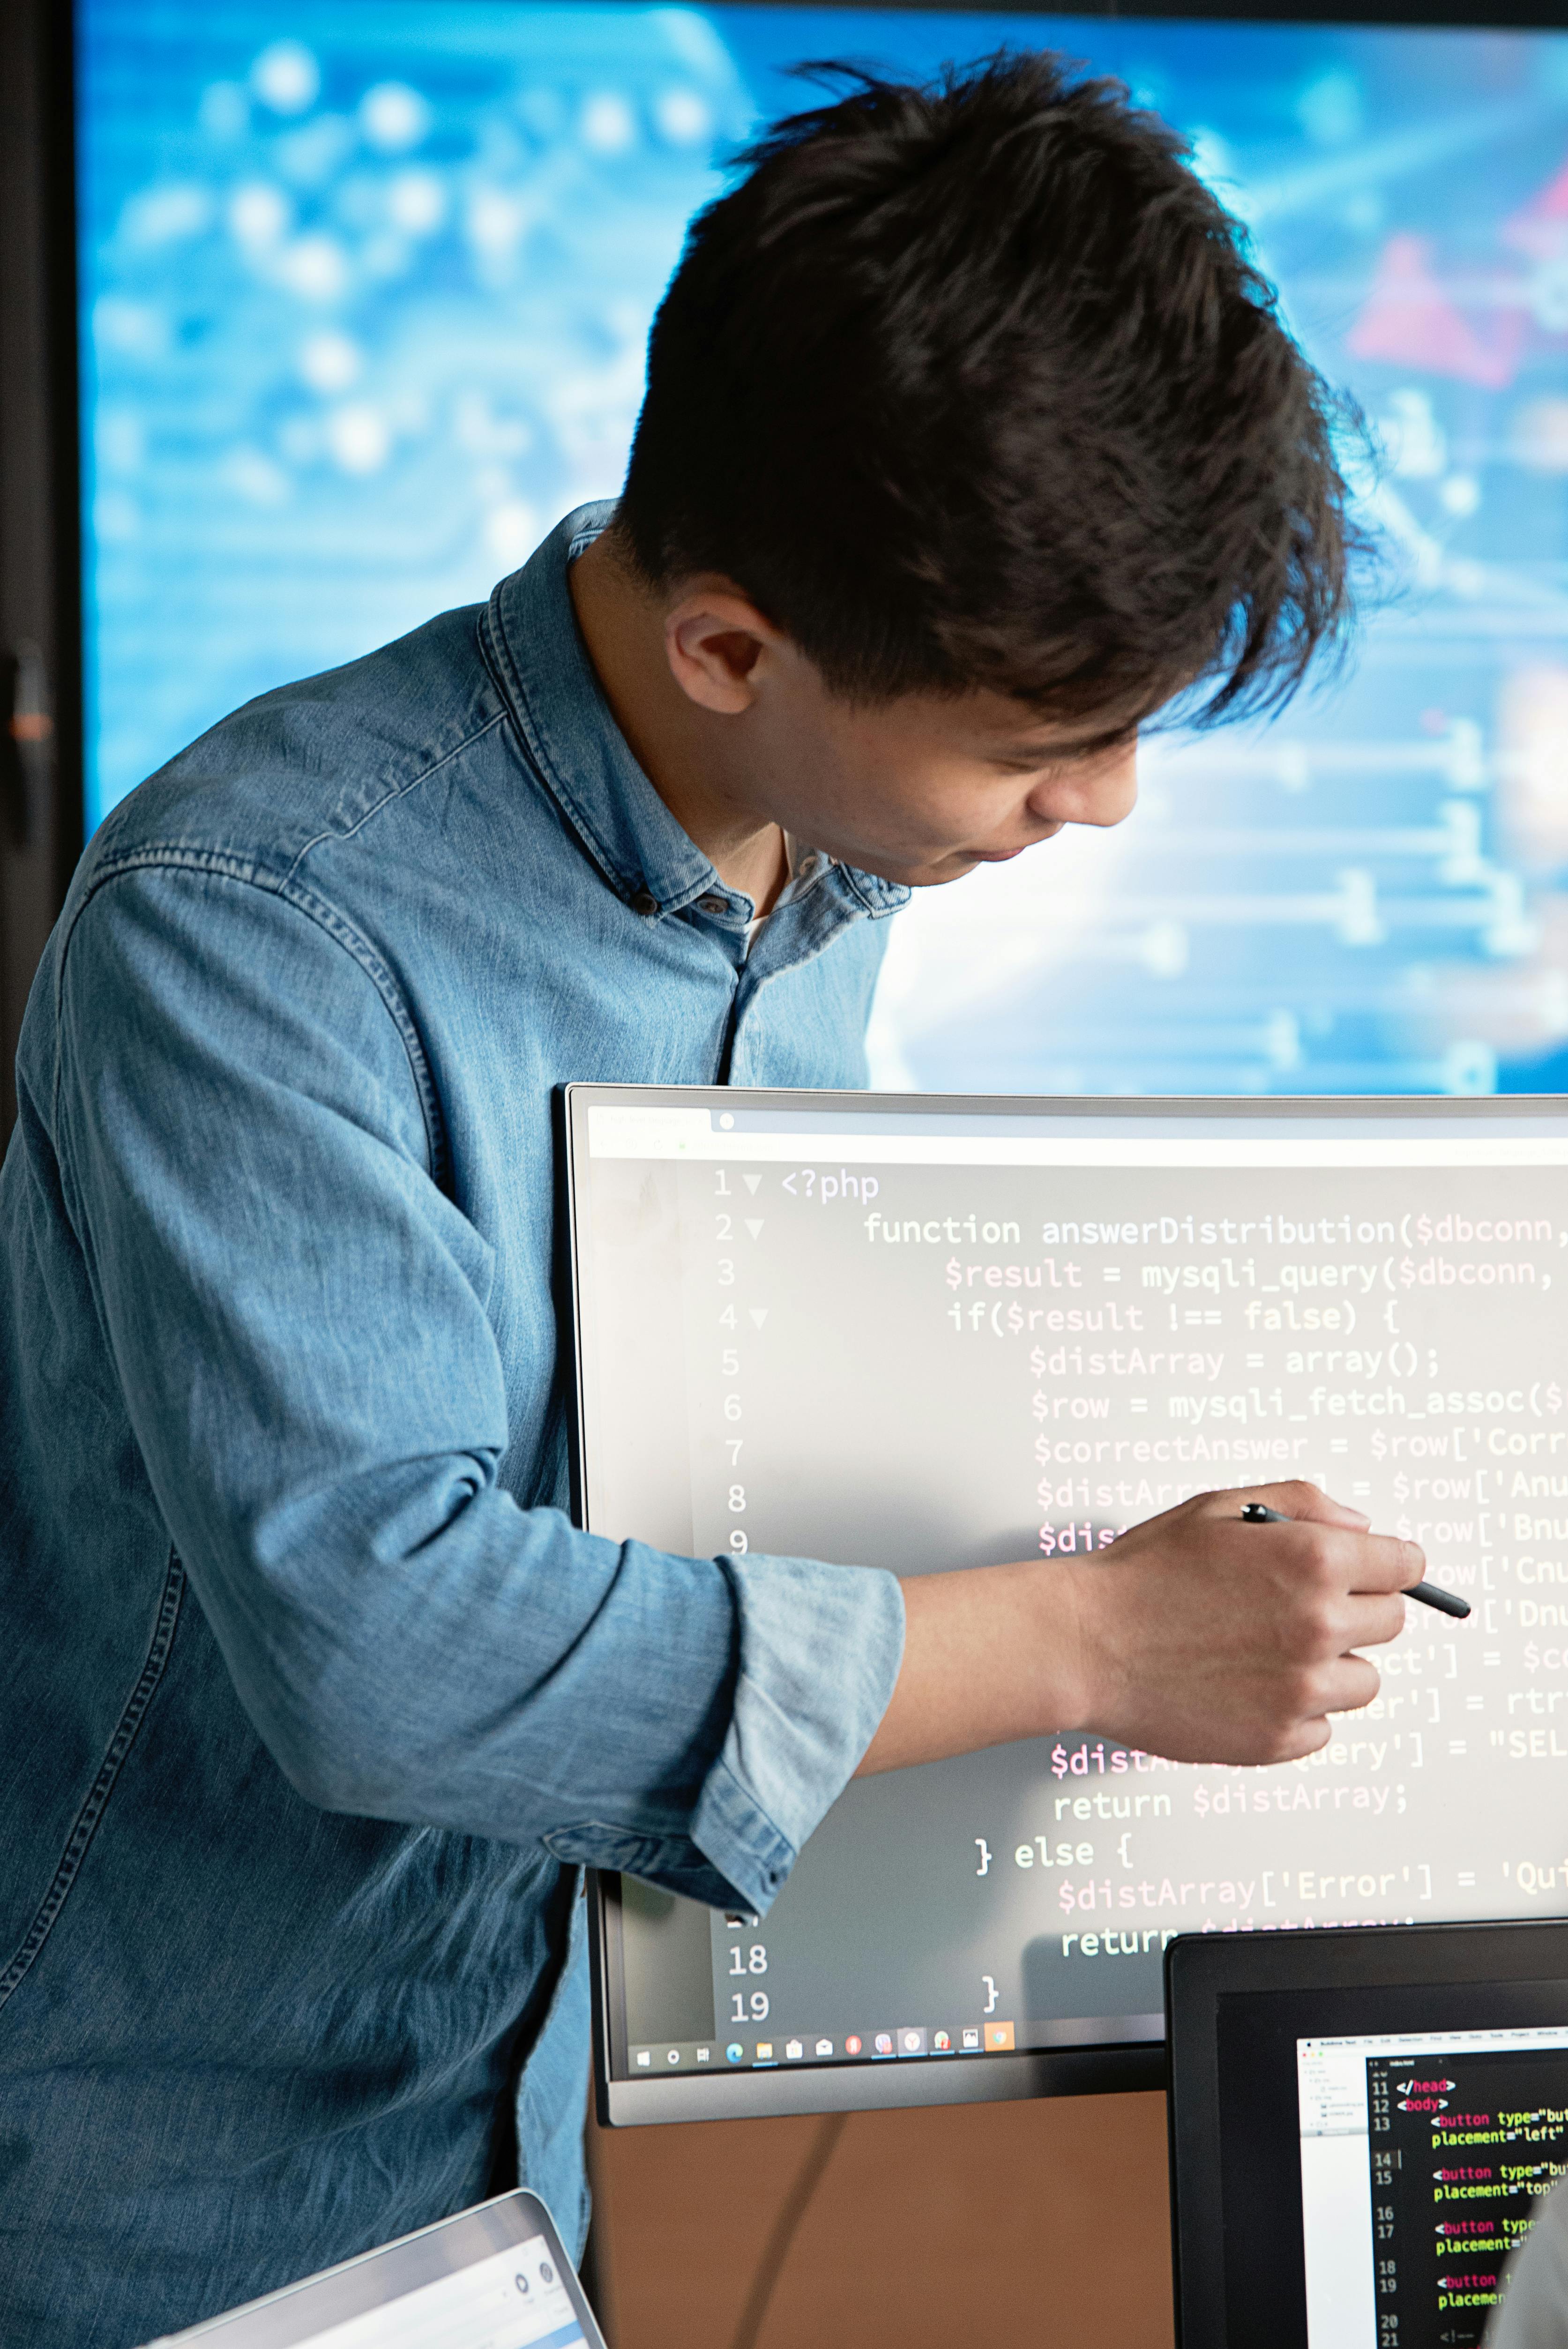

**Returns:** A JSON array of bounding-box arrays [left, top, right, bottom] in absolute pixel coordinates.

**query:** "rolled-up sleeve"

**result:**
[[52, 860, 904, 1914]]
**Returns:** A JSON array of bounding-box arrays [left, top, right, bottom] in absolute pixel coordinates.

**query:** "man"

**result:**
[[0, 54, 1420, 2343]]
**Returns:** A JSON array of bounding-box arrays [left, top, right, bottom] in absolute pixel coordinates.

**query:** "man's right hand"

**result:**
[[856, 1481, 1422, 1777]]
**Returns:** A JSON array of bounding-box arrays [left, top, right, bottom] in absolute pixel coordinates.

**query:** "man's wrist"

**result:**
[[857, 1558, 1092, 1776], [1037, 1557, 1095, 1739]]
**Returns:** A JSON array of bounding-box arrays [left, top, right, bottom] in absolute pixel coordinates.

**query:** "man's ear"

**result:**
[[664, 579, 787, 716]]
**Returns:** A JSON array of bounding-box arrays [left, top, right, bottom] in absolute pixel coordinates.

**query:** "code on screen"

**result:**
[[575, 1098, 1568, 2085]]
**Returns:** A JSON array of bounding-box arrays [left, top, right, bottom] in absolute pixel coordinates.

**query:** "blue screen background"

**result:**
[[77, 2, 1568, 1094]]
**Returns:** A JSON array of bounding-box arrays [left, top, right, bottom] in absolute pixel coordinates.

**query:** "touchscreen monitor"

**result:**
[[564, 1086, 1568, 2120]]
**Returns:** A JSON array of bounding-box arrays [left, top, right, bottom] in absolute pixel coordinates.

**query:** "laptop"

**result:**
[[139, 2190, 605, 2349], [1166, 1918, 1568, 2349]]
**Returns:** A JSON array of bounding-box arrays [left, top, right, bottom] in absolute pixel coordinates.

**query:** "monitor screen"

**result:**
[[564, 1085, 1568, 2119], [76, 1, 1568, 1096]]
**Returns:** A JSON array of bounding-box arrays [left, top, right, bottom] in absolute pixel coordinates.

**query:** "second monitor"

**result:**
[[563, 1088, 1568, 2122]]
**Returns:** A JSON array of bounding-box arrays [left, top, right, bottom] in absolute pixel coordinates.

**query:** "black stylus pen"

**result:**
[[1239, 1500, 1472, 1619]]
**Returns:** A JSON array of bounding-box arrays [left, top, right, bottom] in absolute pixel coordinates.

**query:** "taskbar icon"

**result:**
[[631, 2023, 1005, 2075]]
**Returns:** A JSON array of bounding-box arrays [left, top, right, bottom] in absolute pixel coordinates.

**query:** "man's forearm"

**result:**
[[856, 1560, 1089, 1775], [856, 1481, 1423, 1777]]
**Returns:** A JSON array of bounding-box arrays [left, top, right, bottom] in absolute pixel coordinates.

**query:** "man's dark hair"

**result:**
[[618, 53, 1363, 724]]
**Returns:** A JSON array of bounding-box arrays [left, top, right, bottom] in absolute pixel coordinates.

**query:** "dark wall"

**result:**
[[1, 0, 81, 1147]]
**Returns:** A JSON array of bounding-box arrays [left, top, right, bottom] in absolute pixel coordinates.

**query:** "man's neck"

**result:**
[[568, 528, 791, 913]]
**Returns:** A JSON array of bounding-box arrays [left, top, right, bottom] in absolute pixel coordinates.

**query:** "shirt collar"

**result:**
[[481, 503, 909, 923]]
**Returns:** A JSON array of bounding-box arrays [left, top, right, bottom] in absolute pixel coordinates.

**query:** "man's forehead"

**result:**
[[841, 679, 1155, 754], [974, 698, 1144, 755]]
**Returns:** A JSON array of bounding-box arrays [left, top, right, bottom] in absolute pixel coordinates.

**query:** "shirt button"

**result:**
[[698, 894, 726, 913], [630, 890, 658, 917]]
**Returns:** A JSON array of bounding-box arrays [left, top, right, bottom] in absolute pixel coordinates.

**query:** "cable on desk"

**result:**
[[728, 2110, 848, 2349]]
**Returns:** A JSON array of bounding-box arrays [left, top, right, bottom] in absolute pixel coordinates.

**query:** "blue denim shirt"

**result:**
[[0, 507, 907, 2347]]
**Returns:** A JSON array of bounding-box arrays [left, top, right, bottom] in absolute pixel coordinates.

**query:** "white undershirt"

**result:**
[[745, 833, 827, 957]]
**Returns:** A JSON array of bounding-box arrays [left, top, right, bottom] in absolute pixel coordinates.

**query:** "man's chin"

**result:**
[[910, 851, 994, 887], [828, 848, 997, 889]]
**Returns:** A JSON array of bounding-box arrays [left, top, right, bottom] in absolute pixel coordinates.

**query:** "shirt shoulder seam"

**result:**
[[279, 702, 509, 889], [54, 849, 448, 1186]]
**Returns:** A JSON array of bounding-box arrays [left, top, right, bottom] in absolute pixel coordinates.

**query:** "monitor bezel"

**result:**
[[586, 1868, 1167, 2125], [562, 1083, 1568, 2124], [1165, 1916, 1568, 2349]]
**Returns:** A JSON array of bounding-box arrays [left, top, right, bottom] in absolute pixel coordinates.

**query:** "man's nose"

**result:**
[[1031, 743, 1139, 830]]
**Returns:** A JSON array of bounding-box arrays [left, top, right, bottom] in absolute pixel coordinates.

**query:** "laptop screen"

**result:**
[[1167, 1922, 1568, 2349], [1194, 1957, 1568, 2349], [145, 2191, 599, 2348], [292, 2238, 586, 2349], [565, 1087, 1568, 2123], [1298, 2023, 1568, 2344]]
